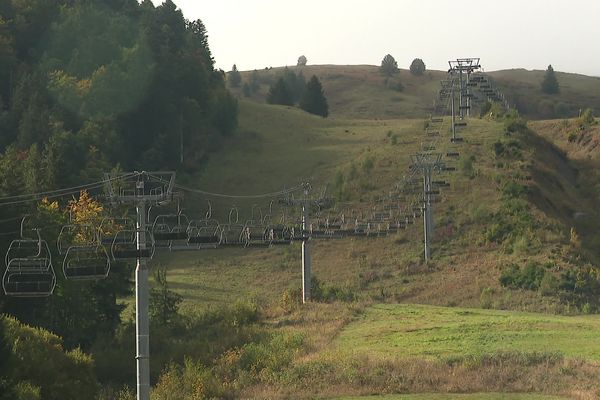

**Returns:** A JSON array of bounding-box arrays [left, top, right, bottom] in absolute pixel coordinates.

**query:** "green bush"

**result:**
[[501, 181, 528, 199], [538, 271, 559, 296], [504, 111, 527, 133], [1, 316, 98, 400], [311, 276, 357, 303], [500, 262, 548, 291], [458, 155, 475, 177], [152, 358, 221, 400], [579, 108, 596, 127], [361, 156, 375, 174], [480, 287, 494, 309]]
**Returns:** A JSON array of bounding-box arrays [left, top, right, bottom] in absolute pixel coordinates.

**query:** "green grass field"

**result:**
[[336, 304, 600, 360]]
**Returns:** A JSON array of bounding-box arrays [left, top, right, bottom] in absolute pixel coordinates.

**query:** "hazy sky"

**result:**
[[151, 0, 600, 76]]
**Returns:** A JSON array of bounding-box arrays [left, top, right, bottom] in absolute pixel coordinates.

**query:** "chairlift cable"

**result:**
[[0, 172, 139, 204]]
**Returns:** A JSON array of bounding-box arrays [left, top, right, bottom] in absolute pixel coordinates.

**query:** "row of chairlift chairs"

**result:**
[[3, 200, 421, 297]]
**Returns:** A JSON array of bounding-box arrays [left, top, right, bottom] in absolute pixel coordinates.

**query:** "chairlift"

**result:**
[[63, 245, 110, 280], [98, 217, 135, 245], [57, 224, 97, 255], [111, 229, 155, 260], [187, 219, 222, 249], [220, 224, 247, 247], [3, 227, 56, 297], [268, 224, 294, 245], [151, 214, 190, 242], [242, 220, 271, 248]]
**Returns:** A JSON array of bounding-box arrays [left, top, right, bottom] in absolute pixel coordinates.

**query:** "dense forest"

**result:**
[[0, 0, 237, 200], [0, 1, 238, 398]]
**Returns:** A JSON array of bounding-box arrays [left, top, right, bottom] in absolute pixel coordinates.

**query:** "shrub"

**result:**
[[500, 262, 547, 291], [458, 155, 475, 177], [361, 156, 375, 174], [152, 358, 221, 400], [480, 287, 494, 309], [501, 181, 527, 199], [280, 288, 302, 312], [311, 277, 357, 303], [578, 108, 596, 127], [538, 272, 559, 296]]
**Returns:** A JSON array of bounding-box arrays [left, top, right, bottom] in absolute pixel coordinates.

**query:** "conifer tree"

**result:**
[[300, 75, 329, 117], [266, 78, 294, 106], [228, 64, 242, 88], [409, 58, 426, 76], [541, 64, 559, 94], [380, 54, 398, 76]]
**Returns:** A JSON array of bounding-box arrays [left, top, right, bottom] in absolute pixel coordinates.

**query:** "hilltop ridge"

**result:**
[[233, 64, 600, 120]]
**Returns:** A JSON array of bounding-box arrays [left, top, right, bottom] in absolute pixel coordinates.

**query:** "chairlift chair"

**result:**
[[242, 221, 271, 248], [98, 217, 136, 245], [63, 245, 110, 280], [187, 219, 222, 249], [57, 224, 98, 255], [151, 214, 190, 250], [3, 229, 56, 297], [219, 224, 247, 247], [267, 224, 294, 245], [111, 229, 155, 260], [3, 262, 56, 297]]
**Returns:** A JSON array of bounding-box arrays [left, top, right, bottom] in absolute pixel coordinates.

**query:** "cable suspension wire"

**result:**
[[172, 183, 304, 199], [144, 173, 304, 199], [0, 173, 138, 207]]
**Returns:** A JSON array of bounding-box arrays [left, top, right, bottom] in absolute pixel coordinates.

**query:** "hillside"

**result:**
[[148, 98, 600, 398], [234, 65, 600, 120]]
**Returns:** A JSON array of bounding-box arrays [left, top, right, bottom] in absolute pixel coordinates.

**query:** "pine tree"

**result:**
[[300, 75, 328, 117], [228, 64, 242, 88], [541, 64, 559, 94], [266, 78, 294, 106], [297, 55, 307, 66], [409, 58, 426, 76], [380, 54, 398, 77]]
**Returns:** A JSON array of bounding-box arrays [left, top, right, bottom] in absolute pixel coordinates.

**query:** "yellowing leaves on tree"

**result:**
[[66, 190, 104, 244]]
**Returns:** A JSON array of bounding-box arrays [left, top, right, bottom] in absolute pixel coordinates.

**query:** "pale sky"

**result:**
[[151, 0, 600, 76]]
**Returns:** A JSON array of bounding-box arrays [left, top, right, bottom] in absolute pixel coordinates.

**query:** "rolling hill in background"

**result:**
[[235, 65, 600, 120]]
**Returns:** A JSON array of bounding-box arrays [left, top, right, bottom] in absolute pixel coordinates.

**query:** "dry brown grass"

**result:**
[[244, 353, 600, 399]]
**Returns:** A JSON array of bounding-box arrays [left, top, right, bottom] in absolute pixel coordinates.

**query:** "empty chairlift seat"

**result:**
[[63, 245, 110, 280], [111, 229, 155, 260], [242, 221, 271, 247], [57, 224, 98, 255], [220, 224, 247, 247], [151, 214, 190, 251], [267, 224, 294, 245], [187, 219, 222, 249], [3, 233, 56, 297]]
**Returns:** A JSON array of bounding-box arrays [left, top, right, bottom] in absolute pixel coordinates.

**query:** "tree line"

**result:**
[[0, 0, 238, 397]]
